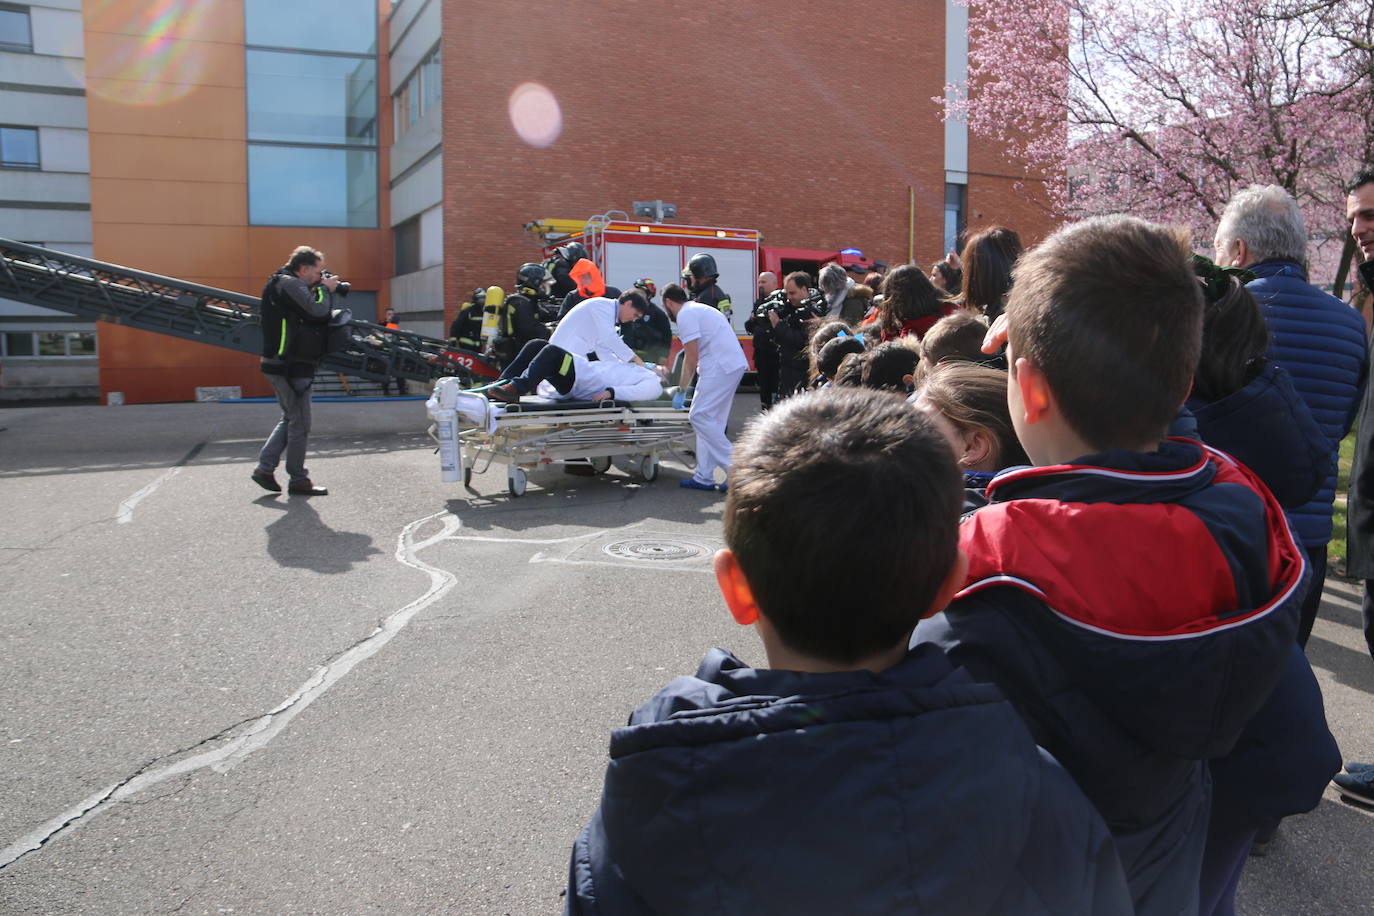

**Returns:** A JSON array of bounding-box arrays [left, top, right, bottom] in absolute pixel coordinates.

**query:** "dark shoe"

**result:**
[[717, 483, 728, 493], [1344, 761, 1374, 775], [252, 470, 281, 492], [1332, 767, 1374, 804], [679, 478, 717, 491], [486, 383, 521, 404], [287, 480, 328, 496]]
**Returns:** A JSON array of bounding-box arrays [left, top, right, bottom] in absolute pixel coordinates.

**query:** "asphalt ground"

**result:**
[[0, 395, 1370, 914]]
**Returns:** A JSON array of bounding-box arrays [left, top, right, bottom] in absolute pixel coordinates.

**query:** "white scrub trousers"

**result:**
[[688, 368, 745, 485]]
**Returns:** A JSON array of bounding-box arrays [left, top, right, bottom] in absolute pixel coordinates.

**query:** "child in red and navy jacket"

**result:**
[[915, 216, 1308, 916]]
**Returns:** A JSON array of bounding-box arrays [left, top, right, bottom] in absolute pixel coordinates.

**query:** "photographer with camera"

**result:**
[[765, 271, 825, 400], [252, 245, 346, 497]]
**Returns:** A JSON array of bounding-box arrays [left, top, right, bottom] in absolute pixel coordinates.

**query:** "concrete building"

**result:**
[[0, 0, 96, 400]]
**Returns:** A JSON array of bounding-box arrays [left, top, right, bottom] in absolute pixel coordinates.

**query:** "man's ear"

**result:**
[[1013, 356, 1053, 425], [921, 548, 970, 619], [713, 548, 759, 626]]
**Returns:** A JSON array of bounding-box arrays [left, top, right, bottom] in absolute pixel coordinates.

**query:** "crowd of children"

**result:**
[[562, 186, 1373, 914]]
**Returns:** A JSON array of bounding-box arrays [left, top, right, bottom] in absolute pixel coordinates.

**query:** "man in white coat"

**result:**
[[661, 282, 748, 491]]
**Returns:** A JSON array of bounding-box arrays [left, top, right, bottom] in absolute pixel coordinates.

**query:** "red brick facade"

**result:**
[[442, 0, 1056, 320]]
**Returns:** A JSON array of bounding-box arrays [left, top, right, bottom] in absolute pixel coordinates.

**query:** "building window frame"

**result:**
[[0, 124, 40, 170], [393, 43, 440, 140], [0, 3, 32, 54], [3, 330, 98, 358]]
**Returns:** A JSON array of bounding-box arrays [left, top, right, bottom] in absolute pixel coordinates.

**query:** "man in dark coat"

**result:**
[[1215, 184, 1368, 646], [1344, 170, 1374, 669]]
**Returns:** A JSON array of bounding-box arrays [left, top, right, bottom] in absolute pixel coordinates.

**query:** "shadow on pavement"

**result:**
[[258, 495, 382, 573]]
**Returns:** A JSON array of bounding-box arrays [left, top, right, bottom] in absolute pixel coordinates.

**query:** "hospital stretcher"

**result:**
[[427, 376, 695, 497]]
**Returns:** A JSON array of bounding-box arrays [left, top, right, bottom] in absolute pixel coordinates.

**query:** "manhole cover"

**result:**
[[603, 538, 707, 562]]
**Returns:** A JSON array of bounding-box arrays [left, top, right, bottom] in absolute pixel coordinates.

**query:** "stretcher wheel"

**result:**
[[508, 467, 527, 497], [590, 455, 611, 474], [463, 466, 472, 486], [639, 455, 659, 482]]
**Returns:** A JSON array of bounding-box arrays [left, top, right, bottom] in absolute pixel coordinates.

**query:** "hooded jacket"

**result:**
[[1176, 360, 1327, 509], [566, 645, 1132, 916], [915, 439, 1306, 914], [1246, 259, 1367, 547]]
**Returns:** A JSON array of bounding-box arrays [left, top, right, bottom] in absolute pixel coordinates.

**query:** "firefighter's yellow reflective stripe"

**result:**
[[559, 353, 572, 376], [277, 318, 287, 355]]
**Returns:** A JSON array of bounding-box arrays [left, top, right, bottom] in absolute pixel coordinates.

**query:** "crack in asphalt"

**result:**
[[0, 510, 460, 870]]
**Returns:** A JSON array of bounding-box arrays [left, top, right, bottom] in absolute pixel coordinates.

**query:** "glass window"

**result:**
[[68, 332, 97, 356], [244, 0, 376, 54], [943, 183, 967, 256], [0, 126, 39, 169], [246, 51, 376, 145], [248, 144, 377, 228], [0, 5, 31, 52], [4, 332, 34, 356], [394, 217, 420, 275], [422, 46, 441, 111], [37, 332, 66, 356]]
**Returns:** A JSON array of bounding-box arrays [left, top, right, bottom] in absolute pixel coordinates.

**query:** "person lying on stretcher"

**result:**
[[489, 338, 664, 404]]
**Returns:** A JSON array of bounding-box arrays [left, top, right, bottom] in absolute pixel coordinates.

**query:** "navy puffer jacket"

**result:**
[[1247, 260, 1367, 547], [565, 646, 1132, 915]]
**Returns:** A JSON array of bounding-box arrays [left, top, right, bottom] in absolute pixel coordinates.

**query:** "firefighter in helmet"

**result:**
[[547, 241, 588, 299], [491, 263, 552, 365], [448, 287, 486, 352], [685, 252, 733, 321]]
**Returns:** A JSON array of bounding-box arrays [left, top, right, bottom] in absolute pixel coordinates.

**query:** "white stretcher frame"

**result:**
[[427, 377, 694, 497]]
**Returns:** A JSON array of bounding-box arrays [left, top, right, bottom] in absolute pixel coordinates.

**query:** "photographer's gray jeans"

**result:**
[[257, 375, 314, 483]]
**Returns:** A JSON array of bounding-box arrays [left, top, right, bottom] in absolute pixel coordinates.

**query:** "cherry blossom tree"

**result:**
[[946, 0, 1369, 283]]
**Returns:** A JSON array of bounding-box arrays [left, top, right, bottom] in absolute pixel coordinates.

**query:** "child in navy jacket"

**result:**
[[566, 388, 1130, 915], [916, 217, 1307, 916]]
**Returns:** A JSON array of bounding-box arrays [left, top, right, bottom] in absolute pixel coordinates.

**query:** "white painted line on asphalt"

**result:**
[[0, 510, 460, 869], [115, 466, 182, 524]]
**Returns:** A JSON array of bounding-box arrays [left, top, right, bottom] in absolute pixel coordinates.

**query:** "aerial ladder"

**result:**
[[0, 239, 499, 389]]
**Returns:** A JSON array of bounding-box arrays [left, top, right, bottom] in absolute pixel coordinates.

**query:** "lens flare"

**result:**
[[508, 83, 563, 148], [84, 0, 211, 106]]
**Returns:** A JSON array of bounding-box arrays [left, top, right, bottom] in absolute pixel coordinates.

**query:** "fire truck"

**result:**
[[524, 212, 880, 368]]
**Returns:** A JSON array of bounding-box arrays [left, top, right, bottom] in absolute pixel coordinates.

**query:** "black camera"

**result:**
[[321, 270, 351, 297]]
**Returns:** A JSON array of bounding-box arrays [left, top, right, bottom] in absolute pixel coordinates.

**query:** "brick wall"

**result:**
[[441, 0, 968, 320]]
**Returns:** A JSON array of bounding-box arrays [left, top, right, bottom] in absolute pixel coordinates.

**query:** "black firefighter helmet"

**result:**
[[556, 241, 588, 265], [517, 262, 548, 293], [687, 252, 719, 281]]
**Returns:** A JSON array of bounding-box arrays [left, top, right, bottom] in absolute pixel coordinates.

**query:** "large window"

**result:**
[[394, 44, 440, 140], [3, 331, 97, 358], [0, 3, 31, 53], [0, 125, 39, 169], [244, 0, 378, 228], [394, 216, 420, 275]]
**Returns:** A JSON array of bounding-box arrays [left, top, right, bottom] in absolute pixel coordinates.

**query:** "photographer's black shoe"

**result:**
[[251, 470, 281, 492], [287, 480, 328, 496]]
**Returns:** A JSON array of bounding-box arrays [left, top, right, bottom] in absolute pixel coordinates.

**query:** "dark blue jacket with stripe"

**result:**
[[565, 646, 1133, 915], [915, 439, 1306, 915], [1247, 259, 1367, 548]]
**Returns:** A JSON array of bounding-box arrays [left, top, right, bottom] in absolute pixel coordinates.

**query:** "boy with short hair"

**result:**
[[565, 388, 1131, 915], [916, 215, 1307, 915]]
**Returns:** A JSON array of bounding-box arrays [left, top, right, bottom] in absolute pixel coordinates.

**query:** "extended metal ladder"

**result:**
[[0, 239, 492, 386]]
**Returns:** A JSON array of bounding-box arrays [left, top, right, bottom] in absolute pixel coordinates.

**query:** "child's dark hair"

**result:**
[[959, 227, 1022, 322], [1190, 259, 1268, 403], [816, 334, 865, 383], [1007, 216, 1202, 452], [876, 265, 944, 339], [861, 339, 921, 392], [724, 388, 962, 664], [833, 351, 867, 386], [919, 311, 988, 372], [917, 362, 1030, 469], [807, 319, 853, 383]]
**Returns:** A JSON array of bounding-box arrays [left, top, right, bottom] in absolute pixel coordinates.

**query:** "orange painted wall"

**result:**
[[84, 0, 391, 404]]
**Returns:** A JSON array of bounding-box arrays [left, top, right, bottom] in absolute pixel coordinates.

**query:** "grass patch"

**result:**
[[1331, 429, 1356, 572]]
